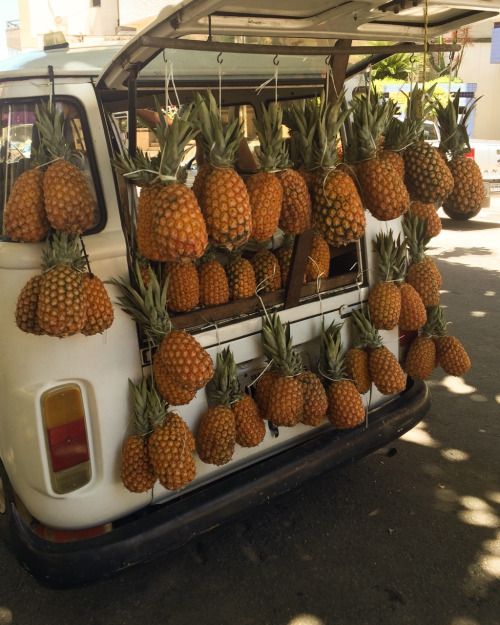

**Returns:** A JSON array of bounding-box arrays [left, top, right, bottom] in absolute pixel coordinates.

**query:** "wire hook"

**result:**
[[162, 50, 168, 63], [325, 54, 331, 66], [273, 54, 279, 66], [217, 51, 223, 65]]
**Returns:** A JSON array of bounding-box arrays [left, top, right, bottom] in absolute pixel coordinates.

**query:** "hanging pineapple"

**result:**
[[166, 260, 200, 313], [114, 265, 214, 402], [424, 306, 471, 376], [246, 102, 284, 241], [297, 371, 328, 427], [352, 88, 409, 221], [260, 312, 304, 426], [275, 235, 295, 287], [81, 273, 114, 336], [320, 321, 365, 429], [198, 254, 229, 307], [305, 233, 331, 283], [380, 113, 417, 179], [351, 309, 407, 395], [283, 98, 319, 189], [403, 85, 454, 204], [251, 248, 281, 294], [121, 378, 157, 493], [15, 275, 45, 335], [227, 254, 257, 300], [113, 102, 208, 263], [344, 346, 372, 395], [436, 90, 484, 220], [3, 168, 48, 242], [194, 91, 252, 250], [35, 101, 96, 234], [403, 214, 441, 307], [408, 200, 442, 238], [404, 332, 437, 381]]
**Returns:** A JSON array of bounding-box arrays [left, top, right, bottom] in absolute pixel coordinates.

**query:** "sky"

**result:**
[[0, 0, 19, 60]]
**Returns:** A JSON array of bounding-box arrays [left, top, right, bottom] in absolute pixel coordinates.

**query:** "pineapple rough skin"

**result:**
[[4, 169, 48, 242], [81, 274, 114, 336], [435, 336, 471, 376], [197, 405, 236, 465], [298, 371, 328, 426], [15, 275, 44, 335], [121, 436, 157, 494], [266, 375, 304, 427], [233, 395, 266, 447], [327, 379, 365, 429], [405, 336, 436, 380]]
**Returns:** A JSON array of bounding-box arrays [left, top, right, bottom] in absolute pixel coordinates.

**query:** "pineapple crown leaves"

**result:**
[[351, 87, 391, 161], [206, 347, 242, 407], [128, 377, 153, 437], [146, 377, 169, 430], [261, 312, 303, 377], [422, 305, 449, 337], [111, 262, 171, 345], [435, 89, 481, 158], [319, 320, 346, 381], [350, 308, 383, 350], [402, 213, 431, 264], [283, 98, 320, 170], [373, 230, 407, 283], [41, 231, 86, 272], [311, 90, 350, 170], [383, 115, 418, 152], [34, 100, 78, 164], [403, 84, 437, 140], [253, 101, 289, 172], [193, 90, 244, 168], [112, 149, 160, 187]]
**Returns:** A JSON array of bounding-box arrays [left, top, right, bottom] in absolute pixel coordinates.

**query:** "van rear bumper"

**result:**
[[8, 379, 430, 587]]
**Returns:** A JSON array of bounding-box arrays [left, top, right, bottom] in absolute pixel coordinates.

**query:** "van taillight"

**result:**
[[41, 384, 92, 494]]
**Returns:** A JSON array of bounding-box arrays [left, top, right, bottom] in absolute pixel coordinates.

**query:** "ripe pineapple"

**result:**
[[147, 383, 196, 490], [227, 255, 256, 300], [283, 98, 319, 184], [277, 169, 311, 235], [251, 249, 281, 293], [436, 91, 484, 219], [260, 313, 304, 426], [403, 85, 454, 204], [153, 352, 196, 406], [344, 347, 371, 394], [35, 101, 96, 234], [351, 309, 407, 395], [198, 256, 229, 307], [298, 371, 328, 427], [113, 104, 207, 262], [368, 231, 406, 330], [114, 266, 213, 392], [246, 102, 285, 241], [275, 236, 295, 287], [408, 201, 442, 238], [121, 379, 157, 493], [192, 162, 212, 210], [254, 370, 278, 415], [305, 234, 330, 283], [4, 168, 48, 242], [403, 214, 440, 307], [166, 260, 200, 313], [320, 321, 365, 429], [405, 335, 436, 380], [307, 93, 366, 246], [352, 89, 409, 221], [380, 114, 416, 179], [37, 232, 87, 337], [399, 282, 427, 332], [194, 91, 252, 250], [425, 306, 471, 376], [15, 275, 44, 335], [81, 273, 114, 336]]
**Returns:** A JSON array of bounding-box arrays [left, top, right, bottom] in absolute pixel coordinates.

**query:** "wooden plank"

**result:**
[[328, 40, 351, 102], [285, 229, 314, 309]]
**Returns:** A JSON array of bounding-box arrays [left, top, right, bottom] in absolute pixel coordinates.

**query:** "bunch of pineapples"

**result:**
[[4, 101, 97, 242], [15, 232, 114, 338]]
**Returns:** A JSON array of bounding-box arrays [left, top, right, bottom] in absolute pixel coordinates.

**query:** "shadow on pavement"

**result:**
[[441, 217, 500, 232]]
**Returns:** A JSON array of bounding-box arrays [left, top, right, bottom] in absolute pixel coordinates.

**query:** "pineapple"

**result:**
[[153, 353, 197, 406], [198, 256, 229, 307], [403, 214, 441, 307], [276, 168, 312, 235], [320, 321, 365, 429], [307, 93, 366, 246], [166, 260, 200, 313], [15, 275, 45, 335], [380, 113, 416, 179], [352, 89, 409, 221], [4, 168, 48, 242], [368, 231, 406, 330], [260, 313, 304, 426], [227, 255, 256, 300], [408, 200, 442, 238], [194, 91, 252, 250], [344, 347, 372, 394], [298, 371, 328, 427], [275, 235, 295, 287], [254, 370, 278, 415], [81, 273, 114, 336], [283, 98, 319, 187], [113, 104, 208, 263], [399, 282, 427, 332], [114, 265, 213, 393], [351, 309, 407, 395], [246, 102, 285, 241], [251, 249, 281, 293], [436, 90, 484, 219], [405, 335, 436, 380], [121, 379, 157, 493], [305, 234, 330, 283], [425, 306, 471, 376], [403, 85, 454, 204], [35, 101, 96, 233], [192, 162, 212, 209], [37, 232, 87, 337], [147, 383, 196, 490]]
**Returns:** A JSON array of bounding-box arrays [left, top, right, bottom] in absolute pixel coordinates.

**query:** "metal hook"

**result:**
[[217, 51, 223, 65], [273, 54, 279, 66], [325, 55, 331, 66], [162, 50, 168, 63]]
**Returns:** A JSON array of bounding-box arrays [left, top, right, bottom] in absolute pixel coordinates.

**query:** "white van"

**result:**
[[0, 0, 495, 585]]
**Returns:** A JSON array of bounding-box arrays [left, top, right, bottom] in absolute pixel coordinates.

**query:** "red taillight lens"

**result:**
[[41, 384, 92, 494]]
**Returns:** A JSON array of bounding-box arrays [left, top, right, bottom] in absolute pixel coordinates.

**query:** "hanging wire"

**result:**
[[422, 0, 430, 86], [217, 52, 224, 115], [255, 54, 280, 102], [163, 53, 181, 112]]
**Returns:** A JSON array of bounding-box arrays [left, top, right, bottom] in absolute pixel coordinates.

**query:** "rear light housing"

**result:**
[[41, 383, 92, 494]]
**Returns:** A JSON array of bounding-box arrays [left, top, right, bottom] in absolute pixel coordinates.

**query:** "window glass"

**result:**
[[0, 99, 99, 240]]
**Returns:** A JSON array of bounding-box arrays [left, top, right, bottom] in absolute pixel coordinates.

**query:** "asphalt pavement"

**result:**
[[0, 201, 499, 625]]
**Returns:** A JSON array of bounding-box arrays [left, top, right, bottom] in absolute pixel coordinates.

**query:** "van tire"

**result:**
[[442, 205, 481, 220]]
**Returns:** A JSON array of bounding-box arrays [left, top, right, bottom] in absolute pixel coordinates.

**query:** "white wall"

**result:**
[[459, 42, 500, 140]]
